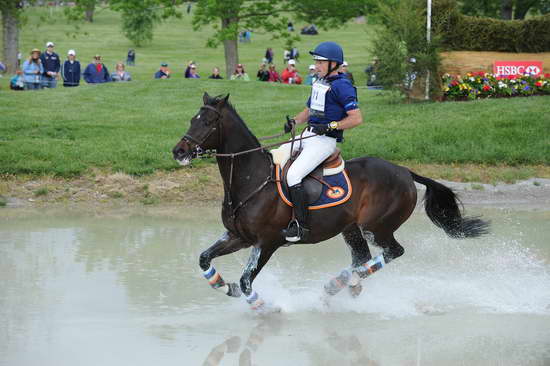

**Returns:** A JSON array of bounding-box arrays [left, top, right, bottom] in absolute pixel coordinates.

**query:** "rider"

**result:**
[[282, 41, 363, 242]]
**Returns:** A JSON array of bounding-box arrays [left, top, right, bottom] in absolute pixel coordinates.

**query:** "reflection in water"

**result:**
[[202, 316, 283, 366], [1, 207, 550, 366]]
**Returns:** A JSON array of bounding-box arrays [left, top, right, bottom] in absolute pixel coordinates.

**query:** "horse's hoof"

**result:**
[[227, 282, 242, 298], [348, 283, 363, 298], [250, 300, 281, 314]]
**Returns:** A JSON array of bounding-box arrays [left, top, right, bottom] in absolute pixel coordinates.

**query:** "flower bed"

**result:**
[[442, 72, 550, 101]]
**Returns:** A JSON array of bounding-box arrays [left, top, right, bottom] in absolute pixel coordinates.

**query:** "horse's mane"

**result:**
[[206, 94, 261, 147]]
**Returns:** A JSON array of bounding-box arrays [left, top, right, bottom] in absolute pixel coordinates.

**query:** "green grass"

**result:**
[[1, 7, 549, 177]]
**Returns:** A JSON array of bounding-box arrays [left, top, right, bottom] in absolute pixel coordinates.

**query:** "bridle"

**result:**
[[177, 103, 319, 223]]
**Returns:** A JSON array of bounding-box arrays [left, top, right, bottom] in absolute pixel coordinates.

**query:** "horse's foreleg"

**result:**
[[199, 231, 249, 298], [240, 245, 277, 310], [352, 229, 404, 280]]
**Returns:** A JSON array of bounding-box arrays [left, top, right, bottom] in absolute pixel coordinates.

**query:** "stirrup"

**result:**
[[283, 220, 309, 242]]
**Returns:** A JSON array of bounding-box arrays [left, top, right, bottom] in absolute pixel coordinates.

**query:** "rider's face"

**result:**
[[315, 60, 328, 75]]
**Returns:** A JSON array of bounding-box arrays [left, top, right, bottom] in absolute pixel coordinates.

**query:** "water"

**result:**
[[1, 206, 549, 366]]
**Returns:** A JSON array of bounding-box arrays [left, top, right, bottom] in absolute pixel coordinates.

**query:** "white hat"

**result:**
[[46, 41, 55, 47], [342, 61, 349, 66], [67, 49, 76, 56], [288, 59, 296, 65], [308, 64, 315, 70]]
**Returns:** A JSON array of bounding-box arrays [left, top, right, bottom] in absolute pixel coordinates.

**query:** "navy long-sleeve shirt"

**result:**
[[62, 60, 81, 87], [40, 51, 61, 75]]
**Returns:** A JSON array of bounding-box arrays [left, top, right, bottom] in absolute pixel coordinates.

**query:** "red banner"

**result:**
[[493, 61, 543, 79]]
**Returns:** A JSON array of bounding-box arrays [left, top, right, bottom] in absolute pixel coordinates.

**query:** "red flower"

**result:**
[[535, 81, 543, 87], [544, 73, 550, 78], [451, 80, 459, 86], [482, 85, 491, 91]]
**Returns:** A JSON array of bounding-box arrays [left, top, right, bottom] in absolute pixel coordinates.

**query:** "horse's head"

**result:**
[[172, 92, 230, 166]]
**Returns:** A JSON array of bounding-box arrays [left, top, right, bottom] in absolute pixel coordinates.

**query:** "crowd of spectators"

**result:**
[[4, 43, 359, 91]]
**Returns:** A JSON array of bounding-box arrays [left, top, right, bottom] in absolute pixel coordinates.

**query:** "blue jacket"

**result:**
[[40, 51, 61, 75], [307, 74, 359, 142], [62, 60, 81, 86], [22, 60, 44, 84], [83, 63, 111, 83], [154, 70, 170, 79]]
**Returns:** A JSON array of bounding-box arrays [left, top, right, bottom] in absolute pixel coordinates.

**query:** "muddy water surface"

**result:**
[[1, 206, 549, 366]]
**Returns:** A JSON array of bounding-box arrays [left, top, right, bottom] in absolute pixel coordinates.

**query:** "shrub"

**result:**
[[433, 0, 550, 52], [370, 0, 442, 100]]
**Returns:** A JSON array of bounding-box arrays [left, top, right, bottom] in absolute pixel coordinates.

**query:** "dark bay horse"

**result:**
[[172, 93, 489, 311]]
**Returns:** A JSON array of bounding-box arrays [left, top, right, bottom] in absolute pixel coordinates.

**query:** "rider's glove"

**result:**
[[309, 124, 329, 135], [284, 116, 295, 133]]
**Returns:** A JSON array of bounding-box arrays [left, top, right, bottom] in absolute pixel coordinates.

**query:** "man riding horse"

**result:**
[[283, 41, 363, 242]]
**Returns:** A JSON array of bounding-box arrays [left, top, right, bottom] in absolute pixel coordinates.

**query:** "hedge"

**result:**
[[433, 0, 550, 52]]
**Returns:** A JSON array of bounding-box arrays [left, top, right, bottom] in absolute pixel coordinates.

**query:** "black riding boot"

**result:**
[[283, 183, 310, 242]]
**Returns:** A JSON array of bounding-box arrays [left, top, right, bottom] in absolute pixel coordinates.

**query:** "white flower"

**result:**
[[469, 77, 475, 82]]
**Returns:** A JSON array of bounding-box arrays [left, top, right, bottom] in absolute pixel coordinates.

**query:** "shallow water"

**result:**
[[1, 206, 549, 366]]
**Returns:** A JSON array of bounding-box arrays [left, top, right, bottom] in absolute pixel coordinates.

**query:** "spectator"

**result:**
[[257, 63, 269, 81], [187, 64, 200, 79], [154, 63, 171, 79], [111, 62, 132, 82], [208, 67, 223, 79], [340, 60, 355, 85], [10, 70, 25, 91], [290, 47, 299, 61], [267, 64, 281, 82], [300, 24, 318, 35], [287, 21, 294, 32], [365, 58, 380, 87], [22, 49, 43, 90], [281, 59, 302, 84], [40, 41, 60, 88], [83, 55, 111, 84], [230, 63, 250, 81], [17, 52, 22, 68], [126, 49, 135, 66], [187, 2, 192, 13], [184, 60, 194, 78], [61, 49, 81, 87], [304, 64, 318, 86], [0, 61, 6, 75], [283, 49, 291, 64], [265, 48, 274, 64]]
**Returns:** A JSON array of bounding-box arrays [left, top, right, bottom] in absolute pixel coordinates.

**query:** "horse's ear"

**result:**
[[220, 93, 230, 106], [203, 92, 210, 105]]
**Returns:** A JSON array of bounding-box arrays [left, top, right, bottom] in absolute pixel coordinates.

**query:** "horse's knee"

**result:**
[[199, 251, 211, 271]]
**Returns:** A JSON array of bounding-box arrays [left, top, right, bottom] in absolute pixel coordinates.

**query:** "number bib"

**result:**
[[310, 81, 330, 113]]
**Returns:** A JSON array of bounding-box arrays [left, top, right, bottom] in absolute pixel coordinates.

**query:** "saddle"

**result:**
[[271, 146, 349, 207]]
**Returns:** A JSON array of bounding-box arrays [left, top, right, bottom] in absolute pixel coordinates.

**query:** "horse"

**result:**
[[172, 93, 490, 311]]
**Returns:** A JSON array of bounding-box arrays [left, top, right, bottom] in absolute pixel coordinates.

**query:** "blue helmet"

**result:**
[[309, 42, 344, 65]]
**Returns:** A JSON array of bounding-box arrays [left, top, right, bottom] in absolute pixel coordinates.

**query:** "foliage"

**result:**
[[442, 72, 550, 100], [63, 0, 99, 22], [433, 0, 550, 52], [109, 0, 182, 46], [370, 0, 442, 99]]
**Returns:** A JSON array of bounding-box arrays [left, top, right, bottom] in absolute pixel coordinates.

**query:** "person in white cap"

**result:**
[[304, 64, 318, 85], [40, 41, 60, 88], [339, 60, 355, 85], [61, 49, 81, 87], [281, 59, 302, 84]]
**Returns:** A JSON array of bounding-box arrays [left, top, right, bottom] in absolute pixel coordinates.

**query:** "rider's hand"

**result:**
[[310, 124, 329, 135], [284, 116, 295, 133]]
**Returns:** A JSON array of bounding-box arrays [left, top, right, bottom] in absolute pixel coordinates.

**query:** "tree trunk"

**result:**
[[500, 0, 513, 19], [2, 6, 19, 74], [221, 17, 238, 78], [84, 3, 94, 22]]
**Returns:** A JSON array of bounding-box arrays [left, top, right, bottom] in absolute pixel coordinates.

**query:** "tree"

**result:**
[[459, 0, 550, 19], [1, 0, 23, 74], [64, 0, 100, 23], [109, 0, 183, 46], [192, 0, 366, 78]]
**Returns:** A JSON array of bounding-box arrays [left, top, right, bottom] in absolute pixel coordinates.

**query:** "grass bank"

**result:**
[[1, 7, 549, 184]]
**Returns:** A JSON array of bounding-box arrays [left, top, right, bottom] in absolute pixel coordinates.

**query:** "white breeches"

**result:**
[[285, 130, 337, 187]]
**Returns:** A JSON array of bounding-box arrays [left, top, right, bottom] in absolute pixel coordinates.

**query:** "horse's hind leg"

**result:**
[[200, 231, 250, 298], [324, 225, 372, 297], [352, 228, 405, 280]]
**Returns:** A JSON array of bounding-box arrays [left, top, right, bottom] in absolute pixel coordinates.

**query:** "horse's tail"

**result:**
[[410, 171, 490, 238]]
